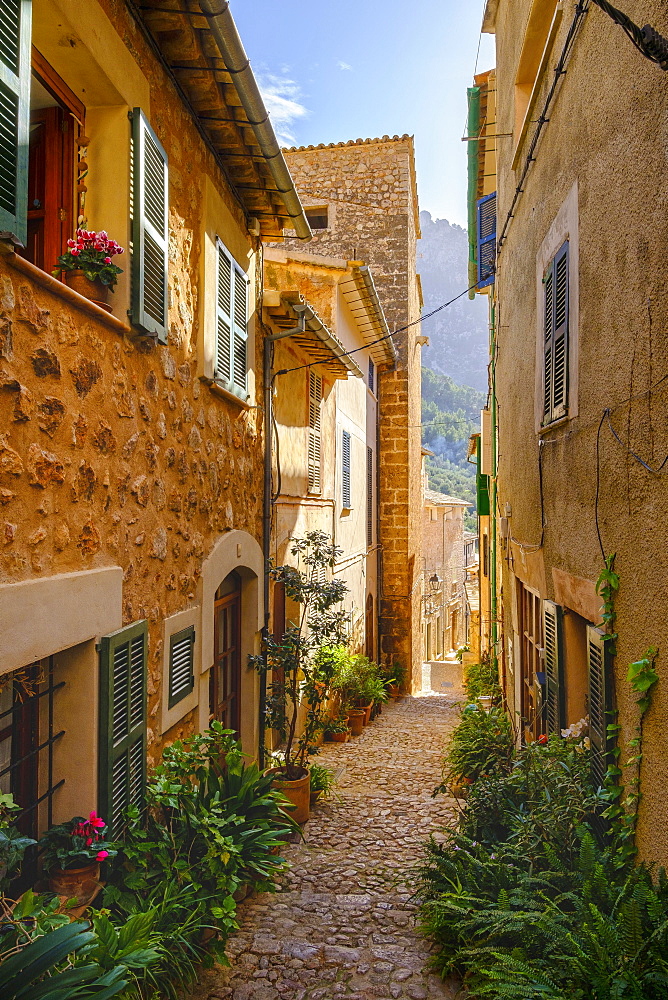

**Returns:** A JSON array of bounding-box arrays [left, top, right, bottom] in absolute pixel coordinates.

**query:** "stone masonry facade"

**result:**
[[281, 137, 424, 691]]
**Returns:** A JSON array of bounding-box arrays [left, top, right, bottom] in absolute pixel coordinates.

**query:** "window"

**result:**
[[430, 507, 438, 522], [211, 573, 241, 735], [342, 430, 351, 509], [308, 370, 322, 493], [366, 446, 373, 547], [0, 659, 65, 854], [215, 238, 249, 398], [98, 620, 147, 838], [543, 241, 569, 424], [476, 192, 497, 288], [368, 358, 375, 393], [130, 108, 168, 343], [168, 626, 195, 708], [305, 206, 328, 230], [21, 53, 83, 272], [542, 600, 564, 735]]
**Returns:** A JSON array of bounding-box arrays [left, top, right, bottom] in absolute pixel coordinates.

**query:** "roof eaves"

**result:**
[[273, 291, 364, 379], [345, 264, 397, 366]]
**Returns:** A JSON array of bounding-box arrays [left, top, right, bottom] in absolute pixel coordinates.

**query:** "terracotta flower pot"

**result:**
[[49, 861, 101, 903], [325, 730, 348, 743], [358, 702, 373, 726], [267, 766, 310, 824], [346, 708, 365, 737], [64, 269, 112, 312], [309, 789, 323, 807], [388, 684, 402, 699]]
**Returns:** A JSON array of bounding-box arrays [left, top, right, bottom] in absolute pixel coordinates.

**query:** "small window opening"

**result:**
[[305, 207, 328, 230]]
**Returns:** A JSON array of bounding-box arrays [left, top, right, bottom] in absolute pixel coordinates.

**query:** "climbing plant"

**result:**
[[596, 553, 660, 862]]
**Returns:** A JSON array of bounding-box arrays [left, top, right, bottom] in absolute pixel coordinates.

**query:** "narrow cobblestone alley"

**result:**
[[192, 674, 462, 1000]]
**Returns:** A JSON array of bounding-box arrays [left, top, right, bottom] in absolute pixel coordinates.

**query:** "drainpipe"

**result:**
[[197, 0, 311, 241], [260, 306, 307, 764]]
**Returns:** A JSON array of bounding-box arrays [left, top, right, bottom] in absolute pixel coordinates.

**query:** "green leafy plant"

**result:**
[[322, 715, 349, 735], [0, 793, 36, 891], [103, 723, 290, 961], [455, 644, 470, 663], [463, 657, 501, 703], [0, 918, 128, 1000], [308, 764, 336, 798], [595, 552, 619, 656], [436, 705, 514, 791], [251, 532, 349, 778], [39, 812, 117, 872]]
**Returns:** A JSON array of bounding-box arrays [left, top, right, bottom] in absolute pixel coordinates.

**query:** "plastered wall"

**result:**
[[491, 0, 668, 861]]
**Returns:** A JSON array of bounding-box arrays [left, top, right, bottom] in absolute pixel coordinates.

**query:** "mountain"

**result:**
[[421, 367, 485, 528], [417, 211, 489, 392]]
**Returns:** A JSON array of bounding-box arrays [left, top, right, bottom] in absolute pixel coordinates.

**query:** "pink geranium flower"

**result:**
[[97, 850, 109, 860]]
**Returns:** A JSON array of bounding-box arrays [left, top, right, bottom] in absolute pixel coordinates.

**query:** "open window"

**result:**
[[20, 51, 83, 273]]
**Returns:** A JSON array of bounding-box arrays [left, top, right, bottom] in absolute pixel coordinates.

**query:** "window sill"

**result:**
[[538, 414, 570, 436], [2, 249, 132, 336], [203, 377, 253, 410]]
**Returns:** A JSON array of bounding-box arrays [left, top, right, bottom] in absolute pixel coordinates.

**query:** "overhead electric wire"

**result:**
[[273, 278, 485, 378]]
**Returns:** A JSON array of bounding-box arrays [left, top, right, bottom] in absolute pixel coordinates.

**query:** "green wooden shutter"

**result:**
[[342, 430, 351, 508], [542, 600, 564, 735], [215, 240, 249, 398], [543, 241, 569, 424], [168, 626, 195, 708], [307, 370, 322, 493], [0, 0, 31, 246], [130, 109, 168, 343], [99, 619, 147, 837], [587, 625, 611, 788]]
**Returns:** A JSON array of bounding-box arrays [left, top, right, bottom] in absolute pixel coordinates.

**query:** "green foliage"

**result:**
[[330, 651, 388, 706], [463, 658, 501, 703], [418, 695, 668, 998], [440, 706, 514, 789], [251, 532, 349, 776], [421, 367, 483, 531], [104, 724, 291, 965], [0, 793, 36, 891], [595, 552, 619, 656], [0, 915, 128, 1000], [308, 764, 336, 797]]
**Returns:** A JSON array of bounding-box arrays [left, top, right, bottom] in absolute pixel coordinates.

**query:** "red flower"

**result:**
[[88, 811, 105, 829], [97, 850, 109, 860], [537, 734, 548, 745]]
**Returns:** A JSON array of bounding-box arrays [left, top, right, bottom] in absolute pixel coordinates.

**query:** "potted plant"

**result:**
[[346, 705, 365, 737], [308, 763, 336, 807], [252, 531, 349, 824], [323, 715, 349, 743], [384, 660, 406, 698], [54, 229, 124, 311], [0, 791, 36, 890], [40, 811, 117, 901]]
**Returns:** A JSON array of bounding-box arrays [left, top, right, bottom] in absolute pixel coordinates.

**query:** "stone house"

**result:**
[[279, 137, 424, 691], [478, 0, 668, 861], [0, 0, 309, 843], [262, 248, 394, 662]]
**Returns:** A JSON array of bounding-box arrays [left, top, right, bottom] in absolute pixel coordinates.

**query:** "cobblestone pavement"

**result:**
[[192, 685, 462, 1000]]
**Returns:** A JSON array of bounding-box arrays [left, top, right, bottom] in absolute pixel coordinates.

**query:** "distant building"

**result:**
[[278, 137, 424, 690]]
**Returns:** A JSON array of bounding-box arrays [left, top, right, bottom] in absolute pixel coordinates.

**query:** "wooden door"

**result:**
[[211, 578, 241, 735]]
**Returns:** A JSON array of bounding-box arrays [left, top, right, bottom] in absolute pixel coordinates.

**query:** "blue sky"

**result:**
[[231, 1, 495, 228]]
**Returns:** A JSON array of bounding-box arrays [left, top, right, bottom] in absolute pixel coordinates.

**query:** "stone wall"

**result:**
[[0, 0, 264, 765], [281, 137, 424, 690]]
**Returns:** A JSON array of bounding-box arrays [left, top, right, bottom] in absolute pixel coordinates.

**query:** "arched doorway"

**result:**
[[210, 571, 241, 735]]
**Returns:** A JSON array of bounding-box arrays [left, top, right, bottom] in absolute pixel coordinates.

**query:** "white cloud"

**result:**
[[337, 60, 353, 72], [257, 72, 309, 146]]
